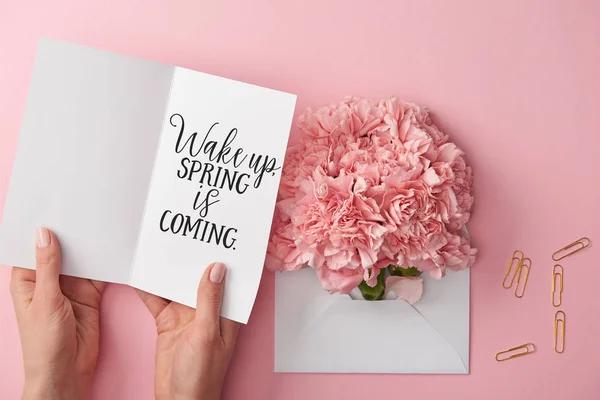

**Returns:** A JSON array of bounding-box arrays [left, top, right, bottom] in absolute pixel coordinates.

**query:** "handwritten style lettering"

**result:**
[[159, 210, 237, 249], [178, 158, 250, 194], [193, 187, 220, 217], [158, 113, 280, 252], [170, 113, 280, 188]]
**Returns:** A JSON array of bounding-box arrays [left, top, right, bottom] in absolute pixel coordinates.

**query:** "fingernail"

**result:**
[[209, 262, 226, 284], [36, 227, 50, 248]]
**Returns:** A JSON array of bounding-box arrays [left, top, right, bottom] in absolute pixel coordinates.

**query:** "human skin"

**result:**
[[11, 227, 240, 400]]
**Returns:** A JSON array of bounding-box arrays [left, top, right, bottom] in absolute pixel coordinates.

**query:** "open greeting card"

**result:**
[[0, 38, 296, 323]]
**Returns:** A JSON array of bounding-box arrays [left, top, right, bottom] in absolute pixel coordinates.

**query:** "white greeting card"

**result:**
[[0, 38, 296, 323]]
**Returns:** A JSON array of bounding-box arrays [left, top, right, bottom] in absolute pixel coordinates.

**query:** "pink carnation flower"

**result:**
[[377, 179, 448, 269], [265, 209, 306, 272], [281, 168, 388, 293], [298, 96, 385, 147], [377, 97, 447, 148], [278, 143, 332, 199], [267, 96, 476, 297]]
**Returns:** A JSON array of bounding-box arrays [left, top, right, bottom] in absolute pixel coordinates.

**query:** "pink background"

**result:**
[[1, 0, 600, 399]]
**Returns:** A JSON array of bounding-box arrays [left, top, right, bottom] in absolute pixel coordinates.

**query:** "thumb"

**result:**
[[195, 262, 226, 341], [34, 227, 62, 296]]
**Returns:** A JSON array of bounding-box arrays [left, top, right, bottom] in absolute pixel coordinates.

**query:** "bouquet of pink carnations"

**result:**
[[266, 96, 476, 303]]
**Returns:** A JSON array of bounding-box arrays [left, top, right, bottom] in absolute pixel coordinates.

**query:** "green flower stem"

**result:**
[[358, 269, 386, 301], [388, 265, 421, 277]]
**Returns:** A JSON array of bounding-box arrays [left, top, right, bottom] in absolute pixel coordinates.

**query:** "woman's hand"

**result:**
[[136, 262, 240, 400], [10, 227, 107, 400]]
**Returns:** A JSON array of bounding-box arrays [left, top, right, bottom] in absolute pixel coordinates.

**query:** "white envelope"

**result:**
[[274, 268, 469, 374]]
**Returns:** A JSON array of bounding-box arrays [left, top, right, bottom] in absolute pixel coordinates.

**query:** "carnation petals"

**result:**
[[267, 96, 476, 297], [385, 276, 424, 305], [317, 266, 365, 294]]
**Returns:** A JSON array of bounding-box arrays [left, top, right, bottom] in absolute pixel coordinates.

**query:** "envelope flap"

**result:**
[[275, 269, 470, 374], [413, 269, 470, 369]]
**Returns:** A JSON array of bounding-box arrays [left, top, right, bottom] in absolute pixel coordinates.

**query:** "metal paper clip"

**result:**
[[552, 265, 563, 307], [552, 237, 591, 261], [503, 250, 524, 289], [554, 311, 566, 354], [495, 343, 536, 362], [514, 258, 531, 298]]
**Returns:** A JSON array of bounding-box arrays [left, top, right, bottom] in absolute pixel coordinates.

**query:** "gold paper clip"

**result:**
[[514, 258, 531, 298], [552, 265, 563, 307], [495, 343, 536, 362], [554, 311, 566, 353], [503, 250, 524, 289], [552, 237, 591, 261]]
